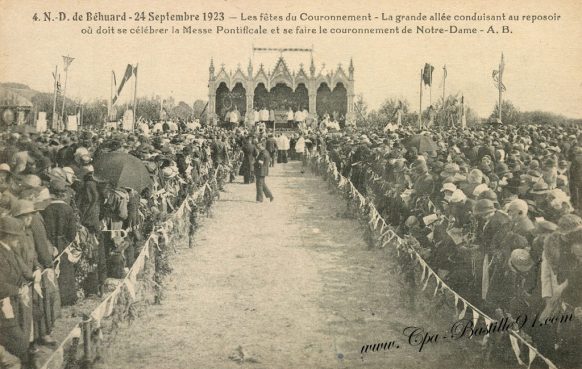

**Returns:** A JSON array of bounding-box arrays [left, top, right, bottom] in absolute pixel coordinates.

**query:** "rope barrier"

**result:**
[[314, 153, 558, 369], [38, 177, 215, 369]]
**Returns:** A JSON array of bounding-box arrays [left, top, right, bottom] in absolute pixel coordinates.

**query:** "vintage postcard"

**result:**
[[0, 0, 581, 368]]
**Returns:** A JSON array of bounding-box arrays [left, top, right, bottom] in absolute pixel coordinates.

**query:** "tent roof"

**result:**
[[0, 86, 33, 107]]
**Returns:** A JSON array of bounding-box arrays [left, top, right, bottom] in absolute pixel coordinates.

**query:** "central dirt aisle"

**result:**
[[99, 161, 477, 369]]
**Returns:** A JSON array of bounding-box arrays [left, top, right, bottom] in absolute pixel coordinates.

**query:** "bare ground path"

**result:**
[[97, 161, 481, 369]]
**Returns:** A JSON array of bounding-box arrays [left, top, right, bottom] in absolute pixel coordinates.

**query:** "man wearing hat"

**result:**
[[43, 179, 78, 305], [211, 136, 229, 191], [473, 198, 511, 303], [507, 199, 535, 239], [0, 216, 33, 366], [411, 159, 434, 199], [266, 133, 278, 168], [11, 200, 43, 349], [440, 163, 465, 183], [18, 190, 62, 341], [488, 248, 539, 319], [241, 136, 258, 184], [254, 141, 274, 203]]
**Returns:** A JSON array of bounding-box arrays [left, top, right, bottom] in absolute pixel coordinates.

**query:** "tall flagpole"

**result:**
[[498, 53, 504, 122], [108, 71, 113, 120], [60, 55, 74, 130], [132, 63, 139, 132], [52, 65, 58, 131], [61, 67, 68, 131], [442, 65, 446, 106], [419, 68, 423, 130]]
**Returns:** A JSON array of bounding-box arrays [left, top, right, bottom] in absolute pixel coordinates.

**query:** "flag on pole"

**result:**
[[422, 63, 434, 86], [133, 64, 138, 77], [62, 56, 74, 72], [113, 64, 134, 105], [492, 71, 506, 91], [443, 65, 447, 79], [52, 72, 62, 95], [492, 54, 506, 91]]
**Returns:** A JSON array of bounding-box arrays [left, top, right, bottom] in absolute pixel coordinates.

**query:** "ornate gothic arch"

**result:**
[[214, 68, 230, 90], [254, 66, 269, 90], [294, 67, 309, 91], [231, 68, 248, 90], [331, 66, 350, 90], [270, 57, 293, 89]]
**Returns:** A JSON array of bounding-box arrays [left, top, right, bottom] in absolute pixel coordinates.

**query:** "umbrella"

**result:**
[[93, 152, 152, 192], [403, 134, 438, 153]]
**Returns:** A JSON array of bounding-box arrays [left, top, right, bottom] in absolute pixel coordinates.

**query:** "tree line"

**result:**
[[353, 94, 582, 129]]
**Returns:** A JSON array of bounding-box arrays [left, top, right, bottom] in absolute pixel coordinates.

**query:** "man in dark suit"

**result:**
[[473, 198, 511, 305], [0, 217, 33, 366], [410, 159, 435, 206], [241, 136, 258, 184], [254, 141, 274, 203], [211, 135, 228, 167], [211, 135, 229, 191], [266, 133, 278, 167]]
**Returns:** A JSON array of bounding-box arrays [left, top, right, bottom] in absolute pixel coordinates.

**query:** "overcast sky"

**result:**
[[1, 0, 581, 118]]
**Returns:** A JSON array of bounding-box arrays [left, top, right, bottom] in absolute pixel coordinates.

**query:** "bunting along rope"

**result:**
[[45, 234, 79, 277], [313, 153, 558, 369], [25, 233, 84, 301], [39, 179, 213, 369]]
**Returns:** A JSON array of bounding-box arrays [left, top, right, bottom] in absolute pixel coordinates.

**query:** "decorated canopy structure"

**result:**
[[0, 86, 33, 127], [207, 56, 355, 126]]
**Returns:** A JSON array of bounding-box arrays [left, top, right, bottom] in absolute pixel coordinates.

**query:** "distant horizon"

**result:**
[[1, 0, 581, 119]]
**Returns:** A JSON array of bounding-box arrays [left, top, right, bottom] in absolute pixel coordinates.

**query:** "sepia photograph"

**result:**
[[0, 0, 581, 368]]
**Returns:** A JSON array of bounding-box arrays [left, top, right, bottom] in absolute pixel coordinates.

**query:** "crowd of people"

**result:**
[[2, 116, 582, 368], [0, 122, 247, 368], [318, 122, 582, 368]]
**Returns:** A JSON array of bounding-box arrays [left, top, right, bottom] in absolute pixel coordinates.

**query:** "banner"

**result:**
[[122, 109, 134, 131], [66, 115, 78, 131], [113, 64, 134, 105], [422, 63, 434, 86], [36, 112, 47, 132]]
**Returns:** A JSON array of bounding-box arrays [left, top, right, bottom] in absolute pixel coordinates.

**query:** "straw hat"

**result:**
[[509, 249, 534, 272], [0, 216, 25, 236], [440, 163, 460, 178], [473, 199, 496, 216], [11, 200, 37, 217], [449, 189, 467, 204], [19, 175, 42, 189]]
